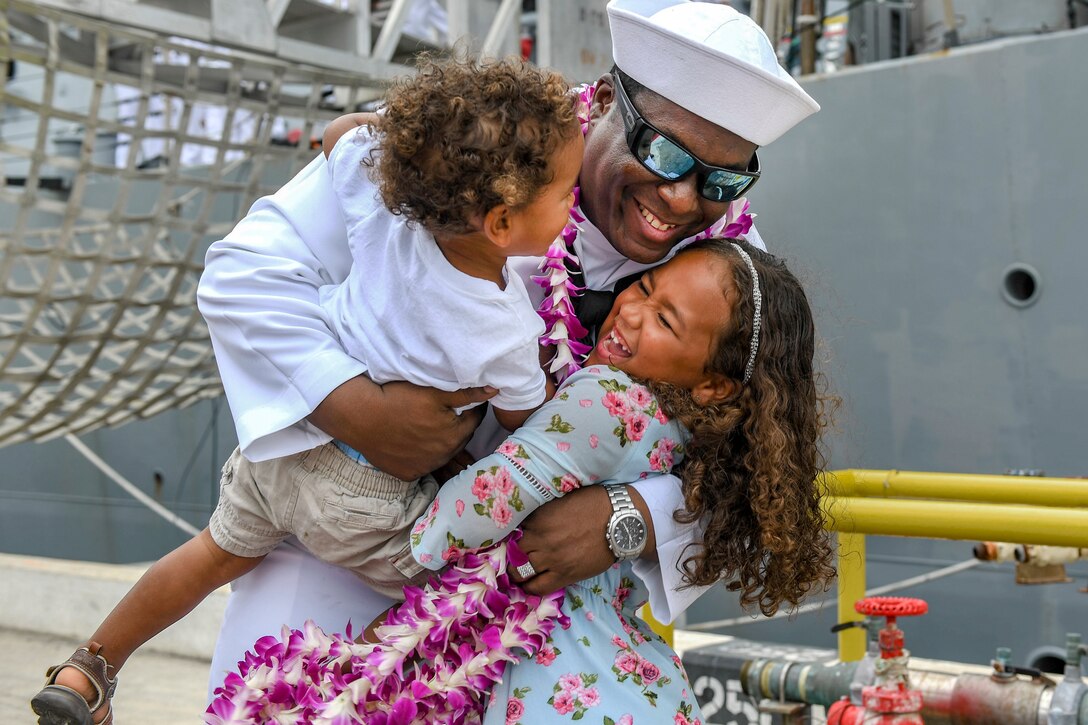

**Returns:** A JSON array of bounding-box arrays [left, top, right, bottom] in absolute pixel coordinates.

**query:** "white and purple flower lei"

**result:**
[[533, 84, 756, 382], [206, 539, 569, 724]]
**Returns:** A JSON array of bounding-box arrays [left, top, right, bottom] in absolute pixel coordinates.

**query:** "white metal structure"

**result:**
[[0, 0, 521, 447], [0, 0, 614, 447]]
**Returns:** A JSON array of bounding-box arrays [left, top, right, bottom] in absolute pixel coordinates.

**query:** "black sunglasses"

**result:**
[[612, 73, 760, 203]]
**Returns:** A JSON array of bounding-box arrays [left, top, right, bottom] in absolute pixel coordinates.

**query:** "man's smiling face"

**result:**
[[579, 74, 759, 265]]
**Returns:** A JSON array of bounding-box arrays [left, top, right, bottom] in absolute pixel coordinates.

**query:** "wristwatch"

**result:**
[[603, 483, 648, 561]]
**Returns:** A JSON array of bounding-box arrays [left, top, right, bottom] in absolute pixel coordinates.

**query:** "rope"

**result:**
[[686, 558, 982, 631], [64, 433, 201, 537]]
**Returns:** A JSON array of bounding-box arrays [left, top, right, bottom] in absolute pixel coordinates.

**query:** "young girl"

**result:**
[[32, 56, 582, 725], [206, 238, 836, 724]]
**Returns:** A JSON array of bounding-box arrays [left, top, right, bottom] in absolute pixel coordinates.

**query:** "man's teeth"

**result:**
[[608, 330, 631, 354], [638, 203, 675, 231]]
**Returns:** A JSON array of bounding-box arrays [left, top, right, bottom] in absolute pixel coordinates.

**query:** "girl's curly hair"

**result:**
[[649, 238, 837, 617], [368, 55, 578, 236]]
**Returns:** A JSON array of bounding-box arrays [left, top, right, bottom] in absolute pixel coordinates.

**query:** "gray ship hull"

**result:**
[[689, 25, 1088, 667], [1, 18, 1086, 679]]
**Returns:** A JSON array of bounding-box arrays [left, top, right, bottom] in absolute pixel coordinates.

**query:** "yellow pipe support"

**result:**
[[640, 606, 673, 646], [823, 496, 1088, 548], [836, 532, 866, 662], [823, 469, 1088, 508]]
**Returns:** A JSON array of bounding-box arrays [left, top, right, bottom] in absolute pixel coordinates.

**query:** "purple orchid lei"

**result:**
[[206, 538, 569, 724], [533, 83, 756, 382]]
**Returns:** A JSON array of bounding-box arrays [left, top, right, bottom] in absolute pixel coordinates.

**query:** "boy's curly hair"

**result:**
[[649, 238, 837, 617], [368, 56, 578, 236]]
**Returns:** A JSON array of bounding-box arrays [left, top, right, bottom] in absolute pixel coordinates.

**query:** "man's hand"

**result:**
[[513, 485, 657, 595], [308, 375, 496, 481]]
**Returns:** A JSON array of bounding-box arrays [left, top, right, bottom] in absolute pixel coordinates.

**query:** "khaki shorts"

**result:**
[[209, 443, 438, 598]]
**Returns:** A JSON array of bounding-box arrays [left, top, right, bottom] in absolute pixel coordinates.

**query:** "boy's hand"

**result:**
[[309, 375, 496, 481], [321, 112, 378, 158]]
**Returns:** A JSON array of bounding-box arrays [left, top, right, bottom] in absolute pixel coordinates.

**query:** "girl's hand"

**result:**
[[308, 375, 496, 481]]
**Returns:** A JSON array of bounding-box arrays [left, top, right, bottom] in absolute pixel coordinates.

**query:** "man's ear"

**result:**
[[483, 204, 513, 248], [589, 73, 615, 123], [692, 373, 740, 407]]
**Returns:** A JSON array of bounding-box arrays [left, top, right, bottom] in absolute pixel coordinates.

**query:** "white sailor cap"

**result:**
[[607, 0, 820, 146]]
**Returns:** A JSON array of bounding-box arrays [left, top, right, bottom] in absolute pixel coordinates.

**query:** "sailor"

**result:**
[[196, 0, 820, 699]]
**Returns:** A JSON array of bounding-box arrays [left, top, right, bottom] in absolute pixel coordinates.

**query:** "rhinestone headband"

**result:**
[[730, 243, 762, 384]]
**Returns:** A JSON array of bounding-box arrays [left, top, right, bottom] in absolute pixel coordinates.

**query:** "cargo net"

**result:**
[[0, 0, 378, 446]]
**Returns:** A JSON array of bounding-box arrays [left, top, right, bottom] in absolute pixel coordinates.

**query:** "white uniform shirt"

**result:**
[[197, 152, 761, 624], [320, 127, 545, 418]]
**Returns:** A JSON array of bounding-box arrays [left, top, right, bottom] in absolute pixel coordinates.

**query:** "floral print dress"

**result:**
[[411, 365, 706, 725]]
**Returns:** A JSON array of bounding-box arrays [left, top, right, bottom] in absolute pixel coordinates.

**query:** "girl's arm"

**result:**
[[411, 367, 684, 569]]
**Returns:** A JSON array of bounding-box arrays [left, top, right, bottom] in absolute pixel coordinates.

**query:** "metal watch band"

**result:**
[[604, 482, 637, 516]]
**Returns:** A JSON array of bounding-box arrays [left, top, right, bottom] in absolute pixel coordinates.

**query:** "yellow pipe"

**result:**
[[820, 470, 1088, 662], [823, 496, 1088, 547], [837, 532, 866, 662], [822, 469, 1088, 508]]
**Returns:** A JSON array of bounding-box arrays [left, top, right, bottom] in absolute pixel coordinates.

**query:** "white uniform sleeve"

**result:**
[[629, 473, 711, 624], [197, 154, 367, 462]]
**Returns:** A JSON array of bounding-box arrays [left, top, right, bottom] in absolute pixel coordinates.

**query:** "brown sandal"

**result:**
[[30, 642, 117, 725]]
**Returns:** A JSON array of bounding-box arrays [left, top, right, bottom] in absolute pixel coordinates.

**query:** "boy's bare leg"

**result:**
[[52, 528, 262, 722]]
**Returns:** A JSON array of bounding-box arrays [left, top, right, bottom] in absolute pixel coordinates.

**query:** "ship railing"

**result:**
[[824, 469, 1088, 661]]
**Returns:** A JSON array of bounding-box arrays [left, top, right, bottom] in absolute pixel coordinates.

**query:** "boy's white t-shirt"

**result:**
[[318, 126, 547, 415]]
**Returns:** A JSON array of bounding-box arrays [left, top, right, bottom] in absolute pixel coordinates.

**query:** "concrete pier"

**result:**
[[1, 552, 227, 723], [6, 627, 210, 723]]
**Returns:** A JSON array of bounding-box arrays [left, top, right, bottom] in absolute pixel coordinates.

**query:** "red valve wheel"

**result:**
[[855, 596, 928, 617]]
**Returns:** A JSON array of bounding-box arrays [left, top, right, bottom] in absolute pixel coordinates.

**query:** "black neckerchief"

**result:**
[[569, 268, 643, 345]]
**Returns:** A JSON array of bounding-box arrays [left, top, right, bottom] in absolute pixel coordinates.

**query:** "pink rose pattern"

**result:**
[[647, 437, 681, 474], [548, 672, 601, 718], [674, 700, 703, 725], [611, 636, 673, 706], [409, 497, 439, 547], [552, 472, 582, 494], [496, 441, 529, 458], [535, 642, 560, 666], [468, 464, 525, 530], [506, 686, 531, 725], [597, 376, 667, 447]]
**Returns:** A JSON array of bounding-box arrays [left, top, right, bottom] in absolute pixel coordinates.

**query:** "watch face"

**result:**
[[613, 514, 646, 553]]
